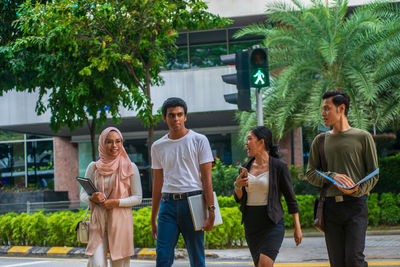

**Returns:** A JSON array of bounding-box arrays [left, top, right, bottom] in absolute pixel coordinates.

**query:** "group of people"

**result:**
[[80, 91, 379, 267]]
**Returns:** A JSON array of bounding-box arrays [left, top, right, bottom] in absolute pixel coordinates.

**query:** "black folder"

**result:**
[[76, 177, 98, 196]]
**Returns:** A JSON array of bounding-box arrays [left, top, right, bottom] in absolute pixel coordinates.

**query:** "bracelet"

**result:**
[[234, 182, 242, 190]]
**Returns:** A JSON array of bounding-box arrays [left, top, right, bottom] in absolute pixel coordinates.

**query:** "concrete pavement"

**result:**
[[1, 230, 399, 262]]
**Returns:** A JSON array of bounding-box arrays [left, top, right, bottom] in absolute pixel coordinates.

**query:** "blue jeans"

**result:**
[[156, 195, 205, 267]]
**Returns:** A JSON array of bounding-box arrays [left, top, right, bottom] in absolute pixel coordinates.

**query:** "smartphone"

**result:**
[[239, 167, 248, 178]]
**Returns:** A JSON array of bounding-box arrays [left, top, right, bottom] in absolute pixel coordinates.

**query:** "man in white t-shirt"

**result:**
[[151, 97, 215, 267]]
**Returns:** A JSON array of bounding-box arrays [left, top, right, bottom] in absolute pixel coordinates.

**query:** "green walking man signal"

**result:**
[[220, 48, 269, 111], [249, 48, 269, 88], [252, 69, 266, 86]]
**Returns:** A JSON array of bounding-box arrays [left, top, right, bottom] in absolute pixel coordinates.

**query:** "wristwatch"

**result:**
[[207, 205, 216, 212]]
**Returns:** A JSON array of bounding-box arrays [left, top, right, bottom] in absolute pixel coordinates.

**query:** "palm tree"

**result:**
[[235, 0, 399, 140], [362, 2, 400, 134]]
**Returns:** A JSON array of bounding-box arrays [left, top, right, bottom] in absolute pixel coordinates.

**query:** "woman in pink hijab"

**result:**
[[80, 127, 142, 267]]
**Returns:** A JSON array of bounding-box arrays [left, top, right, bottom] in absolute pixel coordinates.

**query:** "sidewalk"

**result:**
[[1, 230, 399, 261]]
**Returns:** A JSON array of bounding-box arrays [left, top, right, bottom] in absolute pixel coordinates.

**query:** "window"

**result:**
[[124, 139, 152, 198], [164, 28, 264, 70], [0, 132, 54, 190], [189, 43, 227, 69], [26, 141, 54, 189], [0, 142, 25, 187]]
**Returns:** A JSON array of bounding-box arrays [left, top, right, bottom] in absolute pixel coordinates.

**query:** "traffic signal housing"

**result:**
[[249, 48, 269, 88], [220, 51, 251, 111]]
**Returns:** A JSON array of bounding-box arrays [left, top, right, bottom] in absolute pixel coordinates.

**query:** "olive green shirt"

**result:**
[[306, 128, 379, 197]]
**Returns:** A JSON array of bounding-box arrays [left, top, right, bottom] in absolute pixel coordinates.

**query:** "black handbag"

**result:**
[[313, 133, 328, 232]]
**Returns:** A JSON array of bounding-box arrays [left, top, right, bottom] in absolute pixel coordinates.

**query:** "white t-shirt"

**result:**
[[246, 171, 269, 206], [151, 130, 213, 193]]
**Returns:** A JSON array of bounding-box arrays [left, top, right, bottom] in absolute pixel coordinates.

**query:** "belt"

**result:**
[[162, 190, 203, 200], [324, 195, 367, 203]]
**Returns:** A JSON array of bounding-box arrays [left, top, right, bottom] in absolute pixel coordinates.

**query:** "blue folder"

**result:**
[[314, 168, 379, 190]]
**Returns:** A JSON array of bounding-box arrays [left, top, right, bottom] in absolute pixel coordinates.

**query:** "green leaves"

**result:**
[[236, 0, 400, 139]]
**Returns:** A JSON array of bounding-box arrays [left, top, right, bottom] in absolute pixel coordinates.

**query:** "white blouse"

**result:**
[[246, 171, 269, 206], [80, 162, 142, 207]]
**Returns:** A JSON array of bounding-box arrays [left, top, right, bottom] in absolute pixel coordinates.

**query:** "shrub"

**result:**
[[0, 193, 398, 248], [47, 210, 82, 247], [367, 193, 380, 226], [289, 165, 320, 195], [380, 193, 400, 225], [0, 212, 17, 245], [11, 213, 29, 245], [22, 211, 48, 246], [217, 196, 238, 208], [373, 153, 400, 193], [212, 158, 240, 196], [205, 207, 244, 248], [133, 207, 155, 248]]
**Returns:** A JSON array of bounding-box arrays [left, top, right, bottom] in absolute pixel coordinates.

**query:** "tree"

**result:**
[[362, 2, 400, 133], [15, 0, 230, 161], [235, 0, 399, 140], [0, 0, 42, 94]]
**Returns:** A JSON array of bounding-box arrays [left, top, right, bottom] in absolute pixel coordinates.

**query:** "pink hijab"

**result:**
[[95, 127, 133, 197], [86, 127, 135, 260]]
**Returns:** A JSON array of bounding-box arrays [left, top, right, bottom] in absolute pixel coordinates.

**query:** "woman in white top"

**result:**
[[233, 126, 302, 267], [80, 127, 142, 267]]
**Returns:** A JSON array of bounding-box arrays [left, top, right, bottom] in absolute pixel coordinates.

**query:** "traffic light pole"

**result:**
[[256, 88, 263, 126]]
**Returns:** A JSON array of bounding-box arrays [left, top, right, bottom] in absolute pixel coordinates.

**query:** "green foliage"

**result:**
[[46, 210, 83, 247], [0, 212, 17, 245], [235, 0, 400, 140], [367, 193, 380, 226], [373, 133, 397, 157], [212, 158, 241, 196], [379, 193, 400, 225], [21, 211, 48, 246], [10, 212, 28, 245], [132, 207, 155, 248], [373, 153, 400, 193], [0, 0, 40, 93], [289, 165, 320, 195], [9, 0, 230, 159], [282, 195, 317, 228], [217, 196, 239, 208], [0, 193, 398, 248], [205, 207, 245, 248]]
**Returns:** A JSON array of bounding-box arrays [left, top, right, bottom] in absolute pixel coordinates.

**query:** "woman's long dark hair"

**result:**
[[250, 126, 279, 158]]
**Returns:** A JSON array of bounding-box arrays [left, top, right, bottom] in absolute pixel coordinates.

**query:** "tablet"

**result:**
[[76, 177, 98, 196]]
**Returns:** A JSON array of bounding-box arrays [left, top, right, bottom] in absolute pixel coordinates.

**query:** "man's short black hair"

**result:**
[[161, 97, 188, 117], [322, 90, 350, 116]]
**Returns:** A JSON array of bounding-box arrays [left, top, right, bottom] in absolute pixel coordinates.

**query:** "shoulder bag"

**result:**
[[76, 206, 90, 243], [313, 133, 328, 232]]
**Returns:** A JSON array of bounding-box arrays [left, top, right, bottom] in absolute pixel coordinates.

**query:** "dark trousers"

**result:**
[[324, 197, 368, 267]]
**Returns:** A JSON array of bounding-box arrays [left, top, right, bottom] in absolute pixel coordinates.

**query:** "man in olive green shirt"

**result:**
[[306, 91, 378, 267]]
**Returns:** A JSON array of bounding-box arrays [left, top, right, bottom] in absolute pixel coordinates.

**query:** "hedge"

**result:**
[[0, 193, 399, 248], [373, 153, 400, 193]]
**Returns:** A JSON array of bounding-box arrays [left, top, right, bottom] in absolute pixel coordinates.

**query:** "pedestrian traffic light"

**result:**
[[220, 51, 251, 112], [249, 48, 269, 88]]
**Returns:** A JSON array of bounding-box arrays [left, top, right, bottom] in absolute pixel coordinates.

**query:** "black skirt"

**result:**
[[244, 205, 285, 265]]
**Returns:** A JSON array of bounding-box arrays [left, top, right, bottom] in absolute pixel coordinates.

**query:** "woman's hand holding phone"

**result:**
[[235, 167, 249, 189]]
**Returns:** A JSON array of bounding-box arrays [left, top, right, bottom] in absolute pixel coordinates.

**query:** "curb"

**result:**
[[1, 230, 399, 260], [284, 229, 400, 238], [0, 246, 185, 260]]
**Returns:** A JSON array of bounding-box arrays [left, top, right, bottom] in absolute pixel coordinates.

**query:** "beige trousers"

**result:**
[[87, 234, 130, 267]]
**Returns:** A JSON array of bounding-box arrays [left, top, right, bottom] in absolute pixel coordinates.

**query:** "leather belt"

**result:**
[[162, 190, 203, 200], [324, 195, 367, 203]]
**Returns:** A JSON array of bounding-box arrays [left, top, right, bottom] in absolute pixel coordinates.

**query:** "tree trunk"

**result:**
[[88, 120, 97, 161], [144, 66, 154, 181]]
